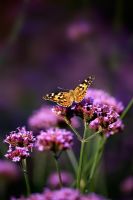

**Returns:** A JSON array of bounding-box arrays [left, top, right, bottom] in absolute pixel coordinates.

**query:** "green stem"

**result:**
[[76, 121, 88, 189], [120, 98, 133, 119], [53, 154, 63, 188], [83, 130, 101, 142], [88, 136, 106, 188], [67, 149, 78, 175], [64, 118, 82, 141], [22, 159, 30, 196]]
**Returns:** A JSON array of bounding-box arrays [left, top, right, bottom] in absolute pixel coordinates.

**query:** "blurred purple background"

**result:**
[[0, 1, 133, 199]]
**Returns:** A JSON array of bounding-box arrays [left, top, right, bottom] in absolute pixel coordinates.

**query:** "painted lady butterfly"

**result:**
[[43, 76, 95, 107]]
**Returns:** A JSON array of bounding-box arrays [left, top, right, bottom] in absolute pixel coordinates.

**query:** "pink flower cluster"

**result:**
[[66, 20, 92, 40], [120, 176, 133, 193], [28, 106, 60, 130], [53, 89, 124, 137], [28, 106, 80, 132], [36, 128, 73, 153], [86, 104, 124, 137], [84, 90, 124, 136], [85, 89, 124, 113], [0, 160, 19, 180], [4, 127, 35, 162], [48, 171, 74, 188], [11, 188, 107, 200]]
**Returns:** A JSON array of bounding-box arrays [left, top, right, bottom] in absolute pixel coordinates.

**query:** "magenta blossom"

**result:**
[[85, 89, 124, 114], [52, 106, 77, 126], [66, 20, 92, 40], [43, 188, 80, 200], [4, 127, 35, 150], [36, 128, 73, 153], [48, 171, 74, 188], [28, 106, 79, 131], [53, 88, 124, 137], [87, 104, 124, 137], [0, 160, 19, 180], [120, 176, 133, 193], [5, 147, 30, 162], [4, 127, 35, 162], [28, 106, 59, 130], [11, 188, 107, 200]]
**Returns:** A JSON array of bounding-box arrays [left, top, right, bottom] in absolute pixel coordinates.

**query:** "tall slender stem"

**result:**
[[64, 117, 82, 141], [83, 130, 101, 142], [67, 149, 78, 175], [22, 159, 30, 196], [76, 121, 88, 189], [121, 98, 133, 119], [88, 136, 106, 189], [53, 154, 63, 188]]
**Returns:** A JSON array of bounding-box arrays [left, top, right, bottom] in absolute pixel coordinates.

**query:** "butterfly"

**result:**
[[43, 76, 95, 107]]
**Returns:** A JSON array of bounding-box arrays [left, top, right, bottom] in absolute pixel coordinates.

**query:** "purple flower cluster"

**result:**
[[0, 160, 19, 180], [28, 106, 79, 131], [66, 20, 92, 41], [28, 106, 59, 130], [4, 127, 35, 162], [11, 188, 107, 200], [85, 89, 124, 113], [36, 128, 73, 153], [5, 147, 30, 162], [120, 176, 133, 193], [87, 104, 124, 137], [47, 171, 74, 188], [53, 89, 124, 137]]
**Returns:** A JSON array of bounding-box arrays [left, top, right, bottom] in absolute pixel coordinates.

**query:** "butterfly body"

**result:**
[[43, 76, 95, 107]]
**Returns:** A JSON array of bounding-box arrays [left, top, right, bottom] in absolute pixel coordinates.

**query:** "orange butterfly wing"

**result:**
[[74, 76, 95, 103], [43, 92, 74, 107], [43, 76, 95, 107]]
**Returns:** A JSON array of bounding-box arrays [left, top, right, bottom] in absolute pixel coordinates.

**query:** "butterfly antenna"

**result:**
[[57, 86, 64, 90], [57, 86, 69, 91]]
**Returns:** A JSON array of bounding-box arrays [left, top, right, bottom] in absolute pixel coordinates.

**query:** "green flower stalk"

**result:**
[[22, 159, 31, 196], [50, 88, 131, 192], [53, 154, 63, 188], [35, 128, 74, 188], [76, 121, 88, 189]]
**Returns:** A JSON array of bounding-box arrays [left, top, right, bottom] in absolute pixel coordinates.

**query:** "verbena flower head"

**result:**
[[87, 104, 124, 137], [28, 106, 79, 131], [4, 127, 35, 162], [52, 106, 74, 120], [53, 88, 124, 137], [120, 176, 133, 193], [66, 20, 92, 40], [83, 90, 124, 136], [36, 128, 73, 153], [0, 160, 19, 180], [44, 188, 80, 200], [52, 105, 80, 128], [5, 147, 30, 162], [28, 106, 59, 130], [4, 127, 35, 150], [48, 171, 74, 188], [11, 188, 107, 200], [85, 89, 124, 114]]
